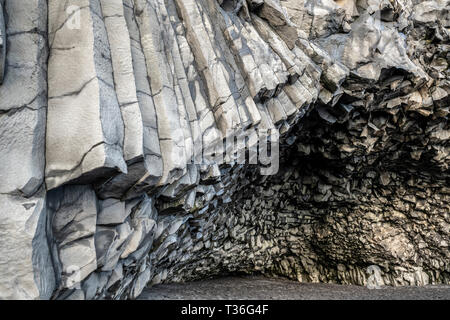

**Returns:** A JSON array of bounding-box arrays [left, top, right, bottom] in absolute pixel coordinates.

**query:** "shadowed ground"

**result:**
[[139, 276, 450, 300]]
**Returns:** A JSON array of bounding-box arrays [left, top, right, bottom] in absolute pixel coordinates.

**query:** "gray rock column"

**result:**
[[0, 0, 55, 300], [134, 0, 188, 185], [0, 1, 5, 84], [46, 0, 127, 190]]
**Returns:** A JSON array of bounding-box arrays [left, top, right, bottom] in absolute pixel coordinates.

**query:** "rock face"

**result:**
[[0, 0, 55, 300], [0, 1, 5, 84], [0, 0, 448, 299], [0, 191, 55, 299], [46, 0, 127, 190]]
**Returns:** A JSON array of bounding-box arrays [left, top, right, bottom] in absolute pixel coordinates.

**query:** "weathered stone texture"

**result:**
[[0, 191, 55, 299], [0, 0, 48, 197], [0, 0, 448, 299], [0, 0, 54, 300], [48, 185, 98, 288], [46, 0, 127, 190]]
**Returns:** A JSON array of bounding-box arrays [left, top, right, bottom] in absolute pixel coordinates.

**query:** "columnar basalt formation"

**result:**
[[0, 0, 448, 299]]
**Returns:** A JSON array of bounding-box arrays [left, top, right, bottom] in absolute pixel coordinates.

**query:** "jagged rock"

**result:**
[[95, 223, 132, 271], [57, 289, 85, 300], [0, 0, 449, 300], [0, 0, 47, 197], [0, 191, 55, 299], [48, 185, 98, 288], [255, 0, 299, 48], [0, 0, 54, 301], [46, 0, 127, 190], [282, 0, 346, 39]]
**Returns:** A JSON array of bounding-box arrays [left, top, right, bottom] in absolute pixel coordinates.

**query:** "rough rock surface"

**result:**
[[0, 1, 5, 84], [0, 0, 448, 299]]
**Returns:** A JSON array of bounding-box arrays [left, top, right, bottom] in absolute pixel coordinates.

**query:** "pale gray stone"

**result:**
[[0, 1, 5, 84], [1, 0, 449, 301], [0, 0, 48, 197], [134, 0, 188, 185], [175, 0, 243, 135], [121, 195, 158, 259], [100, 0, 144, 163], [46, 0, 127, 190], [0, 192, 55, 299], [95, 223, 132, 271]]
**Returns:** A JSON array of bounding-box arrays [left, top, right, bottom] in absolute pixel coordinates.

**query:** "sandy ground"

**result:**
[[138, 275, 450, 300]]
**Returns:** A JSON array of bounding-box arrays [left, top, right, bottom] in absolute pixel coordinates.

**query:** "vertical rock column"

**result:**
[[92, 0, 164, 200], [0, 192, 55, 299], [0, 0, 55, 300], [134, 0, 188, 185], [123, 0, 163, 179], [165, 0, 223, 167], [99, 0, 144, 164], [46, 0, 127, 190]]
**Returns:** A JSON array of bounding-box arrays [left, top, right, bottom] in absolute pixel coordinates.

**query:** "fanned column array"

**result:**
[[100, 0, 144, 164], [45, 0, 320, 199]]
